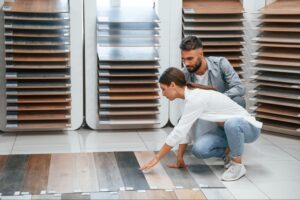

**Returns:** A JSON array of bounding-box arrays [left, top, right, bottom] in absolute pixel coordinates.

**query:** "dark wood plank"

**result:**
[[115, 152, 150, 190], [255, 96, 300, 108], [159, 151, 199, 189], [0, 155, 29, 196], [256, 104, 300, 118], [256, 112, 300, 125], [0, 156, 8, 171], [23, 154, 51, 195], [94, 152, 124, 191]]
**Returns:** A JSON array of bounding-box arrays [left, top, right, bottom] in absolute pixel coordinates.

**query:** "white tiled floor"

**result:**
[[1, 127, 300, 199]]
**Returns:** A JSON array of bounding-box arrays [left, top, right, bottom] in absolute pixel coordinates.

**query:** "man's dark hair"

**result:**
[[180, 36, 203, 51]]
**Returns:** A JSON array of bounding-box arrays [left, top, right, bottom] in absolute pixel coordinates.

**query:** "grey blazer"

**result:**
[[183, 56, 246, 98]]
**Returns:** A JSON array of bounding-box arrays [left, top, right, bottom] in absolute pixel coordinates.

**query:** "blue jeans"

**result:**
[[191, 118, 261, 159]]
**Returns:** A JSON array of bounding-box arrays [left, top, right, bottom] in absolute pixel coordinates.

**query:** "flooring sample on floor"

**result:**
[[94, 152, 124, 191], [175, 189, 206, 200], [183, 153, 225, 188], [0, 156, 8, 171], [119, 191, 148, 199], [146, 190, 178, 199], [0, 155, 29, 196], [159, 151, 199, 189], [61, 193, 90, 200], [23, 154, 51, 195], [90, 192, 119, 200], [115, 152, 150, 190], [47, 154, 76, 193], [74, 153, 99, 193], [32, 194, 61, 200], [134, 151, 175, 189]]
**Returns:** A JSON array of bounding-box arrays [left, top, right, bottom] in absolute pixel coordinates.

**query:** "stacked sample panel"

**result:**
[[97, 7, 161, 128], [182, 0, 245, 78], [252, 0, 300, 136], [2, 0, 71, 130]]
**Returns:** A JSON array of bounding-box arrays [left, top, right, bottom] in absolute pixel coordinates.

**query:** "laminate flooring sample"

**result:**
[[0, 155, 28, 196], [254, 80, 300, 89], [175, 189, 206, 200], [23, 154, 51, 195], [135, 151, 175, 189], [256, 112, 300, 124], [254, 65, 300, 74], [255, 73, 300, 84], [94, 152, 124, 191], [260, 0, 300, 15], [255, 96, 300, 108], [256, 104, 300, 118], [61, 193, 90, 200], [115, 152, 150, 190], [99, 63, 160, 69], [159, 151, 199, 189], [3, 0, 69, 13]]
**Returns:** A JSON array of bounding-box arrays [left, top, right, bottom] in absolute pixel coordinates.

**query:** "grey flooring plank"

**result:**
[[94, 152, 124, 191], [61, 193, 90, 200], [115, 152, 150, 190], [183, 153, 225, 188], [0, 155, 29, 196], [90, 192, 119, 200], [159, 151, 199, 189]]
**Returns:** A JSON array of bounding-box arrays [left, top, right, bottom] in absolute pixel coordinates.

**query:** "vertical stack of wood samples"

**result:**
[[182, 0, 245, 79], [251, 0, 300, 136], [2, 0, 71, 130], [96, 7, 161, 128]]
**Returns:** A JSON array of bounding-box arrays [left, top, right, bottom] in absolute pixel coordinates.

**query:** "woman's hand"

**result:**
[[139, 156, 159, 172], [167, 158, 187, 169]]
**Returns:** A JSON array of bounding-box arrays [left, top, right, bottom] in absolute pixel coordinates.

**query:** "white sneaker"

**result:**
[[221, 161, 246, 181], [223, 155, 231, 169]]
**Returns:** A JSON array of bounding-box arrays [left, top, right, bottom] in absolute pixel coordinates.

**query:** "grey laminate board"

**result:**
[[98, 23, 159, 31], [256, 112, 300, 124], [0, 155, 29, 196], [99, 101, 160, 108], [99, 69, 159, 77], [115, 152, 150, 190], [253, 80, 300, 90], [256, 42, 300, 49], [98, 29, 159, 38], [6, 64, 70, 69], [256, 86, 300, 100], [184, 31, 244, 38], [94, 152, 124, 191], [254, 65, 300, 74], [99, 77, 158, 84], [255, 58, 300, 67], [255, 73, 300, 84], [183, 15, 243, 22], [183, 24, 243, 31], [255, 96, 300, 108], [257, 48, 300, 59], [99, 110, 159, 116], [99, 63, 159, 69], [119, 191, 148, 199], [90, 192, 119, 200], [98, 37, 159, 47], [99, 118, 160, 125], [99, 85, 158, 93], [6, 71, 69, 79], [4, 13, 69, 21], [97, 7, 159, 23], [159, 151, 199, 189], [4, 21, 69, 30], [32, 194, 61, 200], [97, 47, 159, 61], [98, 93, 159, 101], [183, 153, 225, 188], [253, 32, 300, 44], [61, 193, 90, 200]]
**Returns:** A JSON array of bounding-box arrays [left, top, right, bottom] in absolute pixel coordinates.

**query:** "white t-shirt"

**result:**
[[165, 87, 263, 147], [195, 70, 209, 85]]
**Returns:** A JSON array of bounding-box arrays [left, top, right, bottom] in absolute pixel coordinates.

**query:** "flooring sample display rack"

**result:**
[[182, 0, 246, 79], [85, 0, 169, 130], [0, 0, 83, 131], [251, 0, 300, 136]]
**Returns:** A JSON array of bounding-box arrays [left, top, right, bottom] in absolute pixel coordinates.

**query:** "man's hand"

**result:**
[[167, 158, 187, 169]]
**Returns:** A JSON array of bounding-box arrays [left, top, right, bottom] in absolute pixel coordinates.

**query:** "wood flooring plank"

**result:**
[[115, 152, 150, 190], [183, 153, 225, 188], [175, 189, 207, 200], [0, 155, 29, 196], [47, 154, 76, 194], [119, 191, 148, 200], [134, 151, 175, 189], [23, 154, 51, 195], [90, 192, 119, 200], [146, 190, 178, 200], [74, 153, 99, 193], [0, 156, 8, 171], [61, 193, 90, 200], [94, 152, 124, 191], [159, 151, 199, 189]]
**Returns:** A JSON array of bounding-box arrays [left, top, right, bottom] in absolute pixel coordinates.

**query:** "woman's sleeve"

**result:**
[[165, 95, 206, 147]]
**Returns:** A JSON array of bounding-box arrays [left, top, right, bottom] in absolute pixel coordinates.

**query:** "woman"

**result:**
[[140, 67, 262, 181]]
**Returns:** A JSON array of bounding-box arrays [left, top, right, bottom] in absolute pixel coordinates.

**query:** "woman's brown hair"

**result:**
[[159, 67, 215, 90]]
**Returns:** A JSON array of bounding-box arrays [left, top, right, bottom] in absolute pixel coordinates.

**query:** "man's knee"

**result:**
[[191, 145, 211, 159]]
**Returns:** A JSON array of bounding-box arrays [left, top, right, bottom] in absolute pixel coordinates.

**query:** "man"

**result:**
[[169, 36, 246, 171], [180, 36, 246, 108]]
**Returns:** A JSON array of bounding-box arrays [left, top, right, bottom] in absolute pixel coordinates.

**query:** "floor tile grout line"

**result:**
[[244, 175, 272, 200], [9, 133, 18, 155], [136, 130, 149, 151], [262, 134, 300, 162]]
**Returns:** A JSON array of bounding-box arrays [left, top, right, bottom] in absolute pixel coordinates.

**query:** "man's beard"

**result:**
[[187, 57, 202, 73]]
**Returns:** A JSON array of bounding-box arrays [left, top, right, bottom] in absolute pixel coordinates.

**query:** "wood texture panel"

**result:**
[[146, 190, 178, 199], [0, 155, 28, 196], [134, 151, 175, 189], [256, 112, 300, 124], [115, 152, 150, 190], [23, 154, 51, 195], [4, 0, 69, 13], [260, 0, 300, 15], [255, 96, 300, 108], [175, 189, 206, 200], [256, 104, 300, 118], [159, 151, 199, 189], [94, 152, 124, 191]]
